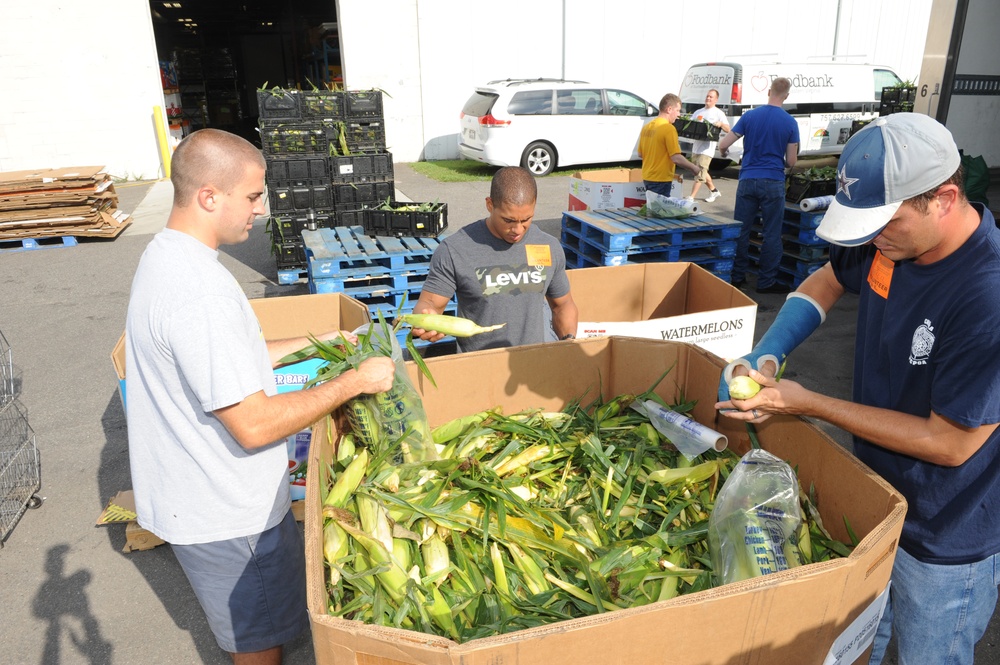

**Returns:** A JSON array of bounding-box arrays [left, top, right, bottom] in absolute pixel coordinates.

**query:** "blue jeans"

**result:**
[[732, 178, 785, 287], [644, 180, 674, 197], [869, 547, 1000, 665]]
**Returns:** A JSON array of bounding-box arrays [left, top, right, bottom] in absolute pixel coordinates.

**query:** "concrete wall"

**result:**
[[0, 1, 166, 179], [946, 0, 1000, 164], [339, 0, 934, 163]]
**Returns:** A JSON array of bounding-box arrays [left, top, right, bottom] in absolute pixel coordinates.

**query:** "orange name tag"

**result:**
[[525, 244, 552, 266], [867, 251, 894, 299]]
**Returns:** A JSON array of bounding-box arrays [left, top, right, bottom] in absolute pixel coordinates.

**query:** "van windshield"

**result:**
[[874, 69, 903, 98]]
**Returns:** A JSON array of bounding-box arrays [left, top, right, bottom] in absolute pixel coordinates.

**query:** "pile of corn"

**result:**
[[320, 388, 854, 642]]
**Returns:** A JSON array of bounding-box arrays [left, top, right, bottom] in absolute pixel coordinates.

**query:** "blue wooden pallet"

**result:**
[[561, 224, 737, 258], [302, 226, 440, 279], [0, 236, 78, 252], [308, 269, 429, 295], [752, 219, 830, 248], [561, 208, 741, 253], [562, 242, 735, 276], [277, 267, 308, 285], [783, 204, 825, 230], [561, 238, 736, 268], [748, 243, 826, 280]]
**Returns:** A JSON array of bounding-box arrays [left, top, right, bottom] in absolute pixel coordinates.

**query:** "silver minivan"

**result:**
[[459, 78, 658, 176]]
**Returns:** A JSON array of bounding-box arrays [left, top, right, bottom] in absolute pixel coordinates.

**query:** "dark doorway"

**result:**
[[149, 0, 341, 143]]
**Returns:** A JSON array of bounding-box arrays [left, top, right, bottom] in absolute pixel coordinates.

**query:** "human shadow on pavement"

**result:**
[[97, 393, 316, 664], [33, 544, 113, 665]]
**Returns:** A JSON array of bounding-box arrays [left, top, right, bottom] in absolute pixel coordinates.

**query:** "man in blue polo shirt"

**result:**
[[715, 113, 1000, 665]]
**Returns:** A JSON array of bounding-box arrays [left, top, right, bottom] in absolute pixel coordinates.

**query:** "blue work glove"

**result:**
[[718, 293, 826, 401]]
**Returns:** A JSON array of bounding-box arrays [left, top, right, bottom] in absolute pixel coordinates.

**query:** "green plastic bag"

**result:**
[[961, 151, 990, 207]]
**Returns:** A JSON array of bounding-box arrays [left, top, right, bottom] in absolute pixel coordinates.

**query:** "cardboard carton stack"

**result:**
[[0, 166, 132, 241]]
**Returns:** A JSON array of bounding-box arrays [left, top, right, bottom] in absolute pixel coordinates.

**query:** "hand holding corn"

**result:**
[[396, 313, 506, 341], [354, 357, 395, 394]]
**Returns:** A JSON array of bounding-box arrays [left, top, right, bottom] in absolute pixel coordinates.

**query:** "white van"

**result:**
[[677, 60, 904, 162]]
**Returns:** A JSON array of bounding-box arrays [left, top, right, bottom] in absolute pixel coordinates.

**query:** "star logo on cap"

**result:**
[[837, 166, 860, 200]]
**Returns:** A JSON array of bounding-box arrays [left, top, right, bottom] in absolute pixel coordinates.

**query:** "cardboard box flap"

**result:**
[[570, 167, 644, 183]]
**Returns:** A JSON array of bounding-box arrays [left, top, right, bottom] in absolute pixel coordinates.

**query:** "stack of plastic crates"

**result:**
[[257, 87, 396, 284], [0, 329, 42, 548]]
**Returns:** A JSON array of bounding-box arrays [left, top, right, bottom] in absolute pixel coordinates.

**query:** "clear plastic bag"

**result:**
[[707, 448, 803, 585], [342, 324, 437, 463], [644, 190, 700, 219]]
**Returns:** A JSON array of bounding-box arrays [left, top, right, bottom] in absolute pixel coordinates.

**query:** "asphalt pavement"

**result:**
[[1, 161, 998, 664]]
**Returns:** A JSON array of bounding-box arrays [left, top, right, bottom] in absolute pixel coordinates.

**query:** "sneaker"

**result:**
[[705, 190, 721, 203], [683, 196, 694, 202]]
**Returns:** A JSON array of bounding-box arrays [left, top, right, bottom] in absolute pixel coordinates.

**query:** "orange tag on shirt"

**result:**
[[867, 250, 894, 299], [525, 244, 552, 266]]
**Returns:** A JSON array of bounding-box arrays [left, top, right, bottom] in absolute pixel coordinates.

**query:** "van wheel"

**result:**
[[709, 158, 733, 173], [521, 142, 556, 177]]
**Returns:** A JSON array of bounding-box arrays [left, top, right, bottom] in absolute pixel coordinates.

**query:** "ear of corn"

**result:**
[[396, 313, 506, 337], [320, 391, 853, 643]]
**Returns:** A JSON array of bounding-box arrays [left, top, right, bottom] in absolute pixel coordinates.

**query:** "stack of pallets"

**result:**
[[560, 208, 740, 281], [747, 205, 831, 288], [301, 227, 457, 348]]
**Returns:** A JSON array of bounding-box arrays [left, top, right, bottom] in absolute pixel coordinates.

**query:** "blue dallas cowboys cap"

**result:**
[[816, 113, 961, 246]]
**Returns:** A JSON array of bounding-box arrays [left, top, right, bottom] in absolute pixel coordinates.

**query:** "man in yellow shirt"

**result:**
[[639, 93, 703, 196]]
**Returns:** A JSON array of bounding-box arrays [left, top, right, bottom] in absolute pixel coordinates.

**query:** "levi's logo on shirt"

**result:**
[[477, 264, 549, 296], [867, 251, 894, 299]]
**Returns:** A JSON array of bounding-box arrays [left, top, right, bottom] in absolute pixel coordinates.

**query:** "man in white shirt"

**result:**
[[687, 89, 731, 203]]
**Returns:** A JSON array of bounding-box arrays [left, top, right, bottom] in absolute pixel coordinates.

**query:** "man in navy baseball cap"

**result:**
[[715, 112, 1000, 665], [816, 113, 962, 246]]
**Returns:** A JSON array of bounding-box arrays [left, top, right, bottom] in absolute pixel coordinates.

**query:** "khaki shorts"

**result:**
[[692, 153, 713, 183]]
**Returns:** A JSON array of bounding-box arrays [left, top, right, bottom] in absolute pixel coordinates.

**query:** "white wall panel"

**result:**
[[0, 1, 166, 178]]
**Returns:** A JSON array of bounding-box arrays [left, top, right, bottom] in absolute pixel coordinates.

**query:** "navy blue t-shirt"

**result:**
[[830, 204, 1000, 564]]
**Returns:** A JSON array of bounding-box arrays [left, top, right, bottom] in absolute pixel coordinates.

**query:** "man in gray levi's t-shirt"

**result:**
[[412, 166, 579, 353]]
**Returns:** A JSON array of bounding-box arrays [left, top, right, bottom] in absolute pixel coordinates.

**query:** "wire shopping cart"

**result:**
[[0, 330, 42, 547]]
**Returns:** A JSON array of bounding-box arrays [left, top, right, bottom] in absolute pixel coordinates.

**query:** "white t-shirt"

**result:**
[[690, 105, 729, 156], [125, 229, 288, 544]]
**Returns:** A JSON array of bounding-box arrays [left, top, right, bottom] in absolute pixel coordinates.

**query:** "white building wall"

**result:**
[[0, 1, 165, 179], [0, 0, 933, 174], [339, 0, 934, 163]]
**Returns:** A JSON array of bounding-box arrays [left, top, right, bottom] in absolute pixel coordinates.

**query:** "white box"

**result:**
[[567, 168, 681, 211]]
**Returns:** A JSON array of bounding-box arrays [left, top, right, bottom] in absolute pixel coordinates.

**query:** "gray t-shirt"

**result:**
[[422, 220, 570, 353], [125, 229, 288, 544]]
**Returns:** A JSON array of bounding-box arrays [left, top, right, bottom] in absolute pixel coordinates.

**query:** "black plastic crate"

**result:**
[[849, 118, 874, 138], [338, 119, 387, 153], [274, 240, 308, 269], [269, 212, 335, 241], [267, 184, 334, 212], [330, 153, 395, 183], [300, 90, 344, 120], [333, 181, 394, 207], [785, 174, 837, 203], [260, 124, 330, 156], [364, 203, 448, 238], [334, 208, 369, 228], [345, 90, 384, 118], [266, 155, 329, 185], [257, 89, 301, 121], [880, 87, 901, 104], [674, 117, 721, 142]]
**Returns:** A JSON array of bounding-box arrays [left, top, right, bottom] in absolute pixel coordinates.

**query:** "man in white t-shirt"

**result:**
[[125, 129, 394, 665], [687, 89, 731, 203]]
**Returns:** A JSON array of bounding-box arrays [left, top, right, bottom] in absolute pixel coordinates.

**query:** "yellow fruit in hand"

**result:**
[[729, 376, 762, 400]]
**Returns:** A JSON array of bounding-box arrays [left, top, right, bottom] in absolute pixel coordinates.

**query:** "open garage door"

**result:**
[[148, 0, 342, 144]]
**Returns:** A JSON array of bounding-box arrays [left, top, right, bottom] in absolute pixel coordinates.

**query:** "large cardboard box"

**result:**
[[569, 263, 757, 360], [110, 292, 370, 509], [567, 168, 682, 211], [304, 337, 906, 665]]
